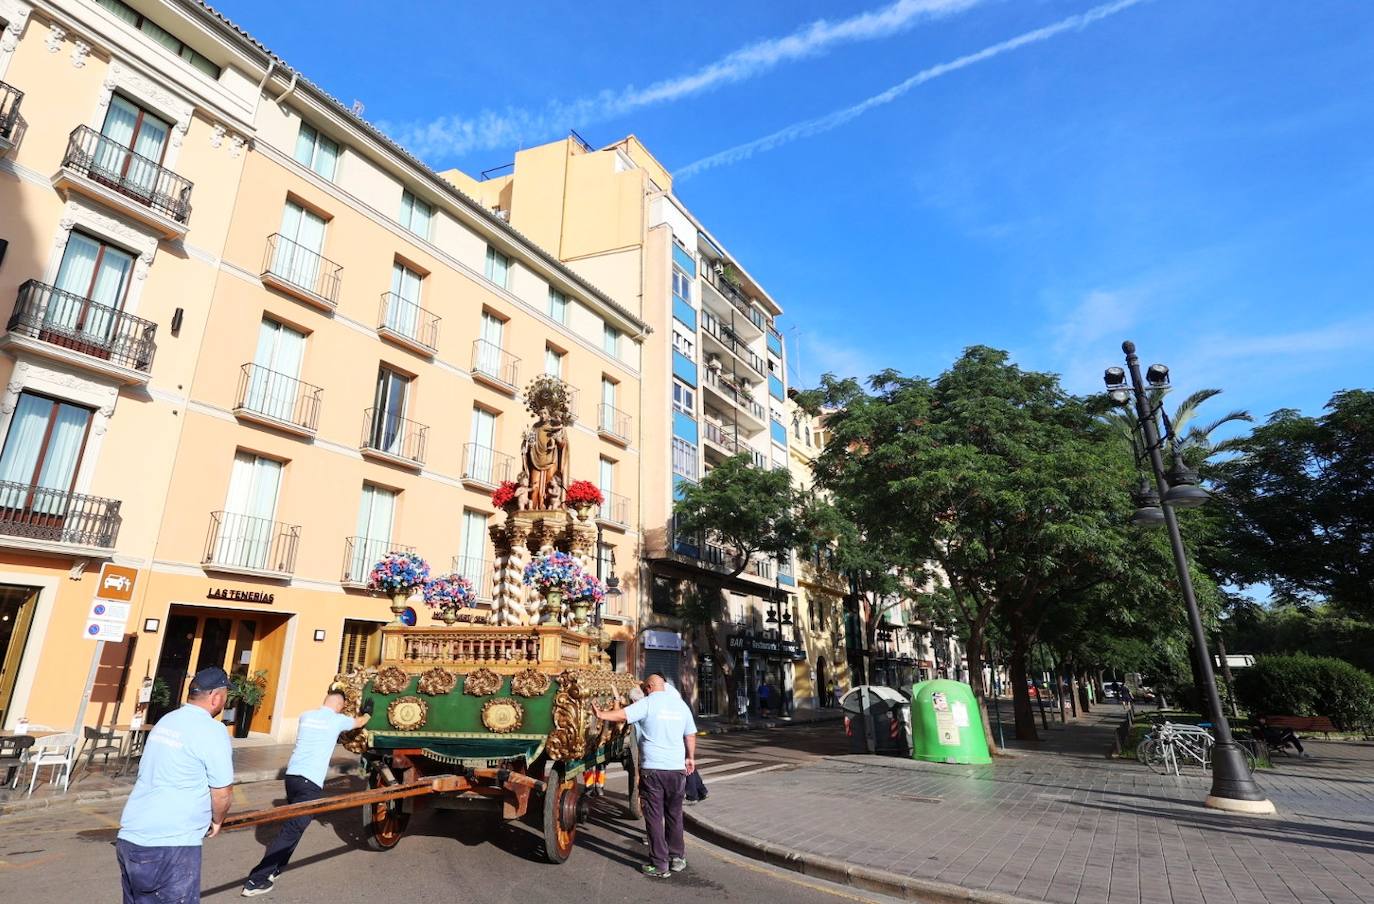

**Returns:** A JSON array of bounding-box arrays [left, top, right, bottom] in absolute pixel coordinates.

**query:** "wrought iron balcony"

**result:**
[[597, 403, 632, 445], [58, 125, 192, 229], [597, 491, 630, 530], [377, 292, 440, 356], [0, 481, 121, 552], [203, 511, 299, 578], [702, 369, 766, 424], [461, 443, 515, 489], [701, 310, 766, 377], [5, 280, 156, 380], [703, 420, 740, 453], [0, 80, 22, 146], [234, 363, 322, 436], [451, 555, 494, 602], [470, 339, 519, 392], [342, 536, 417, 586], [261, 233, 342, 310], [361, 408, 428, 468]]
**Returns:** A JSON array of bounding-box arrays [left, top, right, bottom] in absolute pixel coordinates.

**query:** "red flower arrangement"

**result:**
[[491, 481, 518, 509], [565, 480, 604, 508]]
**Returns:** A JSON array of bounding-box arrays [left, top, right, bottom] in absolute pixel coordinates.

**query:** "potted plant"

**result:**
[[522, 551, 586, 623], [566, 572, 606, 630], [228, 669, 269, 739], [369, 551, 432, 623], [423, 573, 475, 625], [565, 480, 604, 521]]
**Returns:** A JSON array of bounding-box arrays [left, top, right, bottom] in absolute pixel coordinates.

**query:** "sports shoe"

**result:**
[[670, 857, 688, 872], [241, 878, 274, 897], [641, 864, 672, 880]]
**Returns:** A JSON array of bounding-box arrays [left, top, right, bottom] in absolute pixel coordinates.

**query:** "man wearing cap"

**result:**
[[117, 666, 235, 903], [240, 690, 372, 897]]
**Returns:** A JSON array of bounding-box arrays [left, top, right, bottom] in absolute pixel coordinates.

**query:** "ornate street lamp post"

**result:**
[[1105, 341, 1274, 815]]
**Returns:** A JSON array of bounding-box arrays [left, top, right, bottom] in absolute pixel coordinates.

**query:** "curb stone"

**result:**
[[684, 808, 1038, 904]]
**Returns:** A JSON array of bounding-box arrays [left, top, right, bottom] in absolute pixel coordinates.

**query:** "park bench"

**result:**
[[1266, 715, 1338, 738]]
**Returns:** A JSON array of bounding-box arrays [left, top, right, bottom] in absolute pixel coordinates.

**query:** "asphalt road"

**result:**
[[1, 722, 883, 904]]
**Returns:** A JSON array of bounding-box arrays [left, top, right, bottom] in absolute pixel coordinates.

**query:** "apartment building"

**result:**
[[0, 0, 645, 739], [450, 136, 798, 718]]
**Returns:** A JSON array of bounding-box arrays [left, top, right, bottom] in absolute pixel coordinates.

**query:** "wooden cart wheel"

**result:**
[[541, 764, 582, 864], [362, 767, 410, 851], [624, 739, 643, 820]]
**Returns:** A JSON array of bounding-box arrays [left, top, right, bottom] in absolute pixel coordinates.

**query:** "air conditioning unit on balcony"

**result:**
[[713, 261, 725, 275], [706, 355, 722, 371]]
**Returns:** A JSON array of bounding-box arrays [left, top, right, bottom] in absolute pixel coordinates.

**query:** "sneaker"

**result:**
[[641, 864, 672, 880], [670, 857, 688, 873], [241, 878, 274, 897]]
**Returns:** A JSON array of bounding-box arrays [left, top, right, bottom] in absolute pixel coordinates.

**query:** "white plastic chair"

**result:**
[[27, 732, 78, 795]]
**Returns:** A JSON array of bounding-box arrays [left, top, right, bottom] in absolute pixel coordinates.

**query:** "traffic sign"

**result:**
[[96, 563, 138, 601], [82, 564, 139, 640]]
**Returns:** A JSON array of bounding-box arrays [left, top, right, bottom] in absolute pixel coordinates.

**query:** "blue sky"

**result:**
[[219, 0, 1373, 430]]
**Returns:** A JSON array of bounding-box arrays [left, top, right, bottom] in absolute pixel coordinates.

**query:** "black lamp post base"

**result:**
[[1205, 794, 1276, 815]]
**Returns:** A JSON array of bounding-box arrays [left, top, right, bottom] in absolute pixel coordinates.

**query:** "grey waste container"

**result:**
[[840, 686, 912, 755]]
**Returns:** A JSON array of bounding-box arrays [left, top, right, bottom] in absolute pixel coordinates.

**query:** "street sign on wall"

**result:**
[[82, 563, 139, 640]]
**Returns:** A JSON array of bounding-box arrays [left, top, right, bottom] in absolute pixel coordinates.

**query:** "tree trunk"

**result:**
[[1066, 662, 1079, 718], [965, 620, 998, 754], [1009, 626, 1038, 742], [702, 624, 739, 723], [1077, 668, 1092, 713], [1215, 632, 1239, 719]]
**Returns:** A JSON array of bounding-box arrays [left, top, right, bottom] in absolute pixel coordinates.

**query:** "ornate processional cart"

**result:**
[[224, 378, 640, 863]]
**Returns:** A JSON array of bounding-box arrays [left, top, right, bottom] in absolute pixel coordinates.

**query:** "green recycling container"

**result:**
[[910, 679, 992, 765]]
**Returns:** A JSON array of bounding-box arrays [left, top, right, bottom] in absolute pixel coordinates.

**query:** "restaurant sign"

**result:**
[[207, 587, 276, 604], [728, 633, 805, 661]]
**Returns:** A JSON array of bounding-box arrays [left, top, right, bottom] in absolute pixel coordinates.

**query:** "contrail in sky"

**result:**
[[675, 0, 1151, 179]]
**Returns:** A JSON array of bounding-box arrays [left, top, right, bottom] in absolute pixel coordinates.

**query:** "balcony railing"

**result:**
[[701, 310, 766, 376], [234, 363, 322, 434], [597, 491, 629, 528], [597, 403, 632, 444], [461, 443, 515, 487], [361, 408, 428, 466], [471, 339, 519, 390], [703, 267, 752, 318], [451, 555, 494, 601], [378, 293, 440, 354], [0, 481, 121, 550], [0, 81, 22, 143], [8, 280, 157, 375], [703, 369, 766, 421], [703, 420, 740, 453], [262, 233, 342, 307], [203, 511, 299, 576], [343, 536, 417, 585], [60, 125, 192, 224]]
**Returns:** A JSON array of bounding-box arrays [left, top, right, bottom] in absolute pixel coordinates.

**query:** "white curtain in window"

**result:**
[[49, 233, 99, 334], [294, 126, 316, 168], [350, 484, 396, 580], [33, 404, 89, 515], [220, 453, 281, 568], [544, 348, 562, 377], [468, 408, 495, 483], [314, 135, 339, 180], [95, 96, 138, 181], [601, 379, 616, 431], [126, 112, 169, 199], [84, 245, 134, 345], [372, 370, 408, 454], [457, 509, 488, 590], [478, 313, 503, 376], [387, 264, 422, 338], [485, 247, 510, 288], [276, 202, 325, 290], [0, 395, 51, 509], [248, 319, 305, 422], [599, 458, 614, 497]]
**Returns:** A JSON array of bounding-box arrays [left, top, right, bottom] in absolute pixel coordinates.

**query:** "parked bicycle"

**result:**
[[1136, 720, 1256, 776]]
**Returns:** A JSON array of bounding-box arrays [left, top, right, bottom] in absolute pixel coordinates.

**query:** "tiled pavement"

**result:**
[[688, 707, 1374, 904]]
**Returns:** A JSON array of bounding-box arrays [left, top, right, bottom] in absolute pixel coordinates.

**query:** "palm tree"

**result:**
[[1105, 388, 1252, 469]]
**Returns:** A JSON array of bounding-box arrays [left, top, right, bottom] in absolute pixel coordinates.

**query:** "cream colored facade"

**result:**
[[0, 0, 645, 740], [449, 136, 799, 718]]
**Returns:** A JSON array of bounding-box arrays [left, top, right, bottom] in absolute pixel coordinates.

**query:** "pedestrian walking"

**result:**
[[594, 673, 697, 880], [116, 666, 235, 904], [758, 679, 772, 717], [240, 690, 372, 896]]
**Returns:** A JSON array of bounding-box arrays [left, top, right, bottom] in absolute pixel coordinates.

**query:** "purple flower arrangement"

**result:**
[[522, 551, 585, 595], [369, 551, 432, 596], [568, 573, 606, 607], [422, 573, 475, 612]]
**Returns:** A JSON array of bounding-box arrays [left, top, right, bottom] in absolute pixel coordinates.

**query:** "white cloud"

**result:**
[[675, 0, 1151, 178], [382, 0, 985, 158]]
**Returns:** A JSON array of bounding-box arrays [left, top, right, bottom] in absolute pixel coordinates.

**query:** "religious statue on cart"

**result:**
[[519, 376, 576, 511]]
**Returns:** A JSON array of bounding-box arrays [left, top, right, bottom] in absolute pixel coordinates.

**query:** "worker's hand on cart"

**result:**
[[359, 697, 375, 716]]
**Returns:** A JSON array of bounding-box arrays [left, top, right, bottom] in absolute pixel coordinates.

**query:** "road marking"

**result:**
[[697, 760, 762, 776], [704, 763, 790, 783]]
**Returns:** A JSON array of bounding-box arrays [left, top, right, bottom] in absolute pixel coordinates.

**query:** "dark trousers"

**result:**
[[116, 839, 202, 904], [640, 768, 686, 871], [247, 774, 324, 885]]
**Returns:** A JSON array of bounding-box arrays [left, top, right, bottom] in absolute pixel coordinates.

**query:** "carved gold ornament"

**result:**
[[387, 696, 428, 731], [417, 666, 458, 696], [481, 698, 526, 734], [545, 671, 587, 761], [341, 728, 370, 754], [510, 667, 551, 698], [371, 666, 411, 696], [463, 668, 503, 697]]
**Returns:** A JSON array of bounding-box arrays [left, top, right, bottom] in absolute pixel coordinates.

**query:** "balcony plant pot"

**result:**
[[543, 590, 564, 625], [390, 592, 410, 623]]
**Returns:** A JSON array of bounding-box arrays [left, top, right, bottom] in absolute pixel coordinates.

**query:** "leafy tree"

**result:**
[[673, 454, 807, 718], [1233, 653, 1374, 730], [1213, 390, 1374, 615]]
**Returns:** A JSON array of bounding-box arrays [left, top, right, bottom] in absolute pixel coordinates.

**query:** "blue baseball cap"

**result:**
[[190, 666, 230, 693]]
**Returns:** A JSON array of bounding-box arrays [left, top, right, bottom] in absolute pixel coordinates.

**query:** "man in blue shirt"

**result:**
[[241, 689, 371, 897], [117, 666, 235, 904], [594, 673, 696, 879]]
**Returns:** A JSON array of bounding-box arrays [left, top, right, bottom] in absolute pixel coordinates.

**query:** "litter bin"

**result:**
[[840, 686, 912, 755], [910, 679, 991, 765]]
